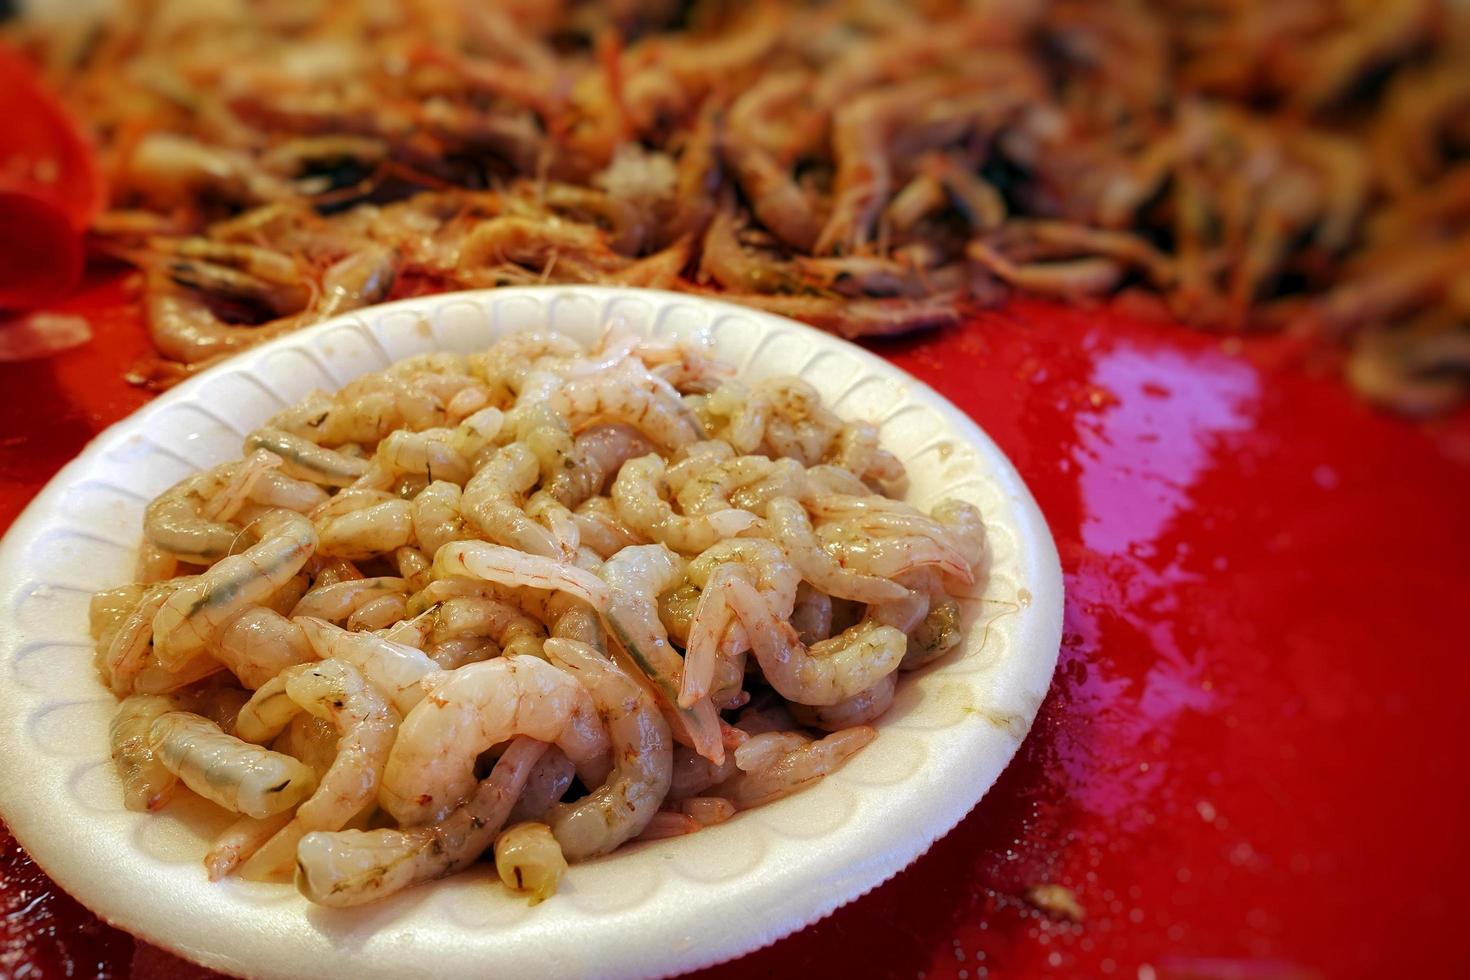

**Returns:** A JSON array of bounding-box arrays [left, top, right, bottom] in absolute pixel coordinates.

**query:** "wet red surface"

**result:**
[[1, 283, 1468, 978]]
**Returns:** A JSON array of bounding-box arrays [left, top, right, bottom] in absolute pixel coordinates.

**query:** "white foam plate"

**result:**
[[0, 287, 1062, 979]]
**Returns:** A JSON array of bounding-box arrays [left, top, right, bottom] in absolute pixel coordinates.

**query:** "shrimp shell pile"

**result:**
[[8, 0, 1470, 412], [89, 328, 986, 907]]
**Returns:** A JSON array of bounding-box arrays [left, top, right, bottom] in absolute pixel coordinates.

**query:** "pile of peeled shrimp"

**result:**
[[89, 328, 985, 907], [7, 0, 1469, 412]]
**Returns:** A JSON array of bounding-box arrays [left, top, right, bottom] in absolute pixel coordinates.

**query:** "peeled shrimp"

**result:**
[[711, 726, 877, 808], [543, 424, 653, 508], [598, 544, 724, 764], [205, 813, 294, 882], [766, 498, 907, 603], [151, 511, 317, 668], [548, 376, 699, 451], [791, 673, 898, 731], [429, 596, 547, 660], [296, 736, 545, 908], [371, 428, 472, 487], [815, 515, 974, 583], [295, 617, 437, 716], [495, 821, 567, 904], [291, 577, 408, 623], [143, 459, 260, 563], [668, 744, 738, 801], [681, 540, 799, 708], [431, 540, 612, 611], [461, 444, 560, 558], [379, 656, 609, 825], [347, 594, 409, 632], [723, 576, 906, 706], [543, 638, 672, 860], [790, 582, 833, 644], [410, 480, 472, 557], [110, 694, 183, 811], [237, 660, 400, 881], [570, 495, 647, 559], [245, 428, 370, 488], [506, 749, 576, 824], [103, 581, 183, 694], [611, 454, 759, 554], [317, 499, 414, 560], [904, 596, 963, 671], [675, 455, 793, 517], [148, 712, 317, 818]]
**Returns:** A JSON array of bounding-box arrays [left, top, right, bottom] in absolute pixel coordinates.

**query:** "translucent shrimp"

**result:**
[[678, 796, 736, 827], [103, 581, 183, 694], [201, 450, 284, 521], [611, 454, 759, 554], [664, 440, 736, 494], [347, 593, 408, 632], [151, 511, 318, 667], [431, 541, 612, 611], [237, 660, 401, 881], [394, 546, 432, 593], [130, 651, 227, 697], [904, 595, 963, 671], [148, 712, 317, 818], [757, 378, 844, 465], [814, 515, 974, 583], [204, 813, 294, 882], [461, 444, 560, 558], [711, 726, 877, 809], [506, 749, 576, 825], [110, 694, 184, 811], [543, 424, 654, 508], [296, 736, 545, 907], [733, 732, 809, 773], [429, 597, 547, 660], [790, 582, 833, 644], [249, 470, 330, 513], [273, 713, 342, 780], [766, 498, 907, 603], [244, 428, 370, 488], [548, 376, 699, 452], [723, 576, 906, 706], [143, 461, 256, 563], [675, 454, 795, 516], [570, 495, 648, 559], [235, 666, 309, 745], [410, 480, 473, 558], [379, 656, 609, 826], [295, 617, 437, 716], [316, 499, 414, 561], [667, 744, 738, 802], [680, 540, 799, 708], [932, 499, 988, 570], [827, 421, 907, 489], [291, 577, 408, 623], [495, 821, 567, 904], [597, 545, 724, 764], [801, 464, 873, 498], [790, 673, 898, 731], [543, 639, 673, 860], [370, 428, 472, 487], [133, 543, 178, 585], [90, 584, 145, 650]]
